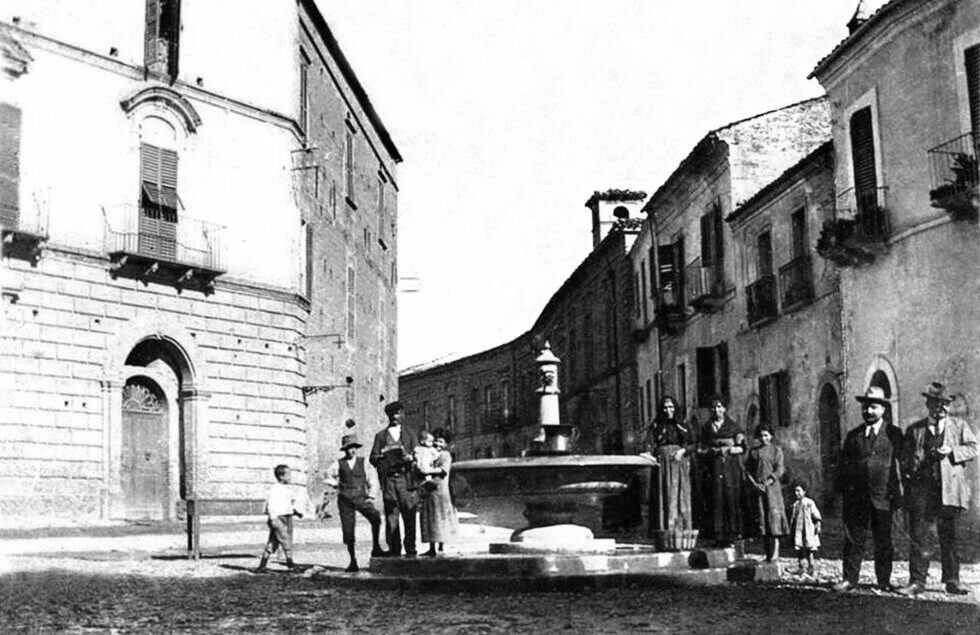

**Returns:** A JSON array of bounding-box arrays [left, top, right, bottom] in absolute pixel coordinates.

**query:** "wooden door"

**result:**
[[121, 379, 169, 520]]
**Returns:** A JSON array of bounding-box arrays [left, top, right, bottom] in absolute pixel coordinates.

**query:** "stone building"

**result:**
[[725, 141, 842, 506], [810, 0, 980, 512], [638, 97, 831, 438], [0, 0, 400, 521], [399, 190, 644, 458]]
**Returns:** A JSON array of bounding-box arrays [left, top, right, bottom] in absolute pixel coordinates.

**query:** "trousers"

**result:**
[[382, 473, 418, 555]]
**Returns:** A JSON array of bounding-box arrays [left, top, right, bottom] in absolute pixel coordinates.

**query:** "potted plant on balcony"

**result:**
[[929, 152, 979, 220], [815, 218, 875, 267]]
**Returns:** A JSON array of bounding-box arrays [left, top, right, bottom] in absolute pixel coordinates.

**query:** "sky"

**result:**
[[315, 0, 879, 371]]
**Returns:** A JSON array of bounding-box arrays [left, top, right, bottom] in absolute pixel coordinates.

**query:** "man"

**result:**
[[834, 386, 904, 592], [369, 401, 420, 557], [324, 433, 387, 572], [899, 382, 977, 596]]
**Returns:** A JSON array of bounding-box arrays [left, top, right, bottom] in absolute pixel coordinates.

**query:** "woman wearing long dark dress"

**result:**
[[744, 425, 789, 561], [641, 396, 693, 535], [695, 396, 746, 546], [419, 427, 459, 556]]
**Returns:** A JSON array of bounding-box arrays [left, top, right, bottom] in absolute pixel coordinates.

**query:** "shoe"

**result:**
[[945, 583, 970, 595], [424, 550, 437, 558], [806, 566, 815, 576], [403, 551, 418, 558], [344, 562, 359, 573], [370, 548, 389, 558], [898, 582, 925, 596], [877, 583, 896, 593], [832, 580, 855, 592]]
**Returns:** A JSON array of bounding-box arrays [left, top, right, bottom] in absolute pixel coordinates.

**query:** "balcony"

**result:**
[[103, 203, 225, 293], [653, 286, 686, 330], [816, 187, 890, 267], [745, 275, 778, 326], [928, 132, 979, 220], [684, 257, 724, 311], [1, 193, 49, 265], [779, 254, 814, 310]]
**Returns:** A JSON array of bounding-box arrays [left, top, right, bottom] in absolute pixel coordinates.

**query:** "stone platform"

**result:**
[[307, 547, 780, 592]]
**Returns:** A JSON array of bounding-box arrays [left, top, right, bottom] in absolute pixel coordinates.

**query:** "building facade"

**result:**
[[0, 0, 400, 521], [810, 0, 980, 514], [725, 141, 842, 506], [639, 98, 831, 435]]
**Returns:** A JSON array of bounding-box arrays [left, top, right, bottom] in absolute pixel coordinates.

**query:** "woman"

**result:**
[[641, 396, 693, 537], [695, 396, 746, 547], [418, 427, 459, 556], [744, 426, 789, 561]]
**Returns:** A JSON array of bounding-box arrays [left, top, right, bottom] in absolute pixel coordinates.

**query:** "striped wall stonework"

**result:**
[[0, 246, 311, 520]]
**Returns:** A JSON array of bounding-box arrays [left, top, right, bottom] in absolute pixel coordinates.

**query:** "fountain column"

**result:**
[[533, 342, 577, 455]]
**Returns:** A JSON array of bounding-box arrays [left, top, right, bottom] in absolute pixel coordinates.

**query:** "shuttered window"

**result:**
[[756, 230, 773, 277], [299, 49, 311, 133], [850, 107, 877, 199], [139, 143, 178, 261], [673, 236, 685, 304], [0, 103, 21, 230], [967, 45, 980, 136], [696, 343, 729, 407], [700, 213, 714, 267], [648, 246, 656, 297], [790, 208, 807, 259], [759, 370, 791, 427]]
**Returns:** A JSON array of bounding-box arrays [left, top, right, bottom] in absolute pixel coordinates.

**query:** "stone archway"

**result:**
[[863, 355, 900, 428]]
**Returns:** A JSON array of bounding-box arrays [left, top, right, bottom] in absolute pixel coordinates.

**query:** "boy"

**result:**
[[325, 433, 387, 572], [255, 463, 303, 572]]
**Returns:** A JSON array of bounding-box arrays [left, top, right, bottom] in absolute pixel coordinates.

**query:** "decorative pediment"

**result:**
[[120, 86, 201, 133]]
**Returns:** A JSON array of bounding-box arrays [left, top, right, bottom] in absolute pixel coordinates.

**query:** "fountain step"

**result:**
[[368, 547, 739, 579], [312, 557, 779, 592]]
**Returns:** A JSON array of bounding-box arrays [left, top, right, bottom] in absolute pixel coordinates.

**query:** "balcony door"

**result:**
[[139, 142, 179, 261]]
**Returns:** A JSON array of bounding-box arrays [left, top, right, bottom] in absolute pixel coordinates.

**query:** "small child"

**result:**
[[255, 464, 303, 572], [789, 481, 822, 575], [414, 430, 440, 491], [325, 433, 386, 572]]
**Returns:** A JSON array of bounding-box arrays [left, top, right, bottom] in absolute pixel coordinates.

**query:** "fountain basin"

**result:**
[[450, 455, 656, 541]]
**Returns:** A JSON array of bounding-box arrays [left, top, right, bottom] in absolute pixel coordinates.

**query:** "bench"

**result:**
[[185, 496, 266, 559]]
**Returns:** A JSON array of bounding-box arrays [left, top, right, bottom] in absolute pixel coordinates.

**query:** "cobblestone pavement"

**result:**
[[1, 549, 978, 634]]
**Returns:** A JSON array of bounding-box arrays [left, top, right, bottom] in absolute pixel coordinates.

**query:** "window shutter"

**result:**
[[0, 103, 22, 229], [305, 224, 314, 299], [777, 369, 791, 427], [648, 245, 657, 297], [657, 244, 675, 289], [791, 208, 807, 258], [756, 231, 773, 277], [716, 342, 730, 404], [674, 236, 685, 304], [967, 45, 980, 136], [696, 346, 715, 407], [713, 203, 724, 270], [758, 375, 773, 426], [850, 107, 877, 196], [700, 213, 713, 266], [162, 0, 180, 79]]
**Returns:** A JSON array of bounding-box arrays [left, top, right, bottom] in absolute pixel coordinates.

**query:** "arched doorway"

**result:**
[[818, 383, 841, 508], [869, 370, 893, 426], [121, 377, 169, 520]]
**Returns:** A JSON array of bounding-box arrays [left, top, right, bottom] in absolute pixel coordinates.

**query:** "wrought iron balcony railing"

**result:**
[[103, 203, 225, 284], [779, 254, 814, 309], [835, 186, 891, 243], [927, 132, 979, 219], [684, 257, 724, 309], [746, 274, 778, 325]]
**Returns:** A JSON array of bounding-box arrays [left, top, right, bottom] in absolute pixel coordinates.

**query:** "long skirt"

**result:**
[[420, 477, 459, 543], [653, 445, 692, 531]]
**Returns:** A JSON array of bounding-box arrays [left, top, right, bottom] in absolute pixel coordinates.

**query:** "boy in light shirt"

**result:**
[[255, 464, 303, 572]]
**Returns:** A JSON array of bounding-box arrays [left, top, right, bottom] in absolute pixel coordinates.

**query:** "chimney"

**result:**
[[847, 1, 870, 35]]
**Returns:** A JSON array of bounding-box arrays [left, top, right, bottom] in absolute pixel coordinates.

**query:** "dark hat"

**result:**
[[922, 382, 955, 403], [384, 401, 404, 417], [855, 386, 890, 406], [340, 434, 361, 451]]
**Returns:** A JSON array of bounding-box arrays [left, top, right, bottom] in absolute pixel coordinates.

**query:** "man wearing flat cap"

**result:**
[[834, 386, 904, 592], [370, 401, 420, 556], [324, 433, 385, 572], [899, 383, 977, 596]]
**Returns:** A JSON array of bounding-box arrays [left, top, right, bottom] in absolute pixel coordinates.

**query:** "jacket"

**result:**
[[900, 416, 977, 509]]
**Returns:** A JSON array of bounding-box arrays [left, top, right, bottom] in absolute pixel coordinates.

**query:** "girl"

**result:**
[[744, 426, 789, 562], [789, 481, 822, 575], [419, 427, 459, 556]]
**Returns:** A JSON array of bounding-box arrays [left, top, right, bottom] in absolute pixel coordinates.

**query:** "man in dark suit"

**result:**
[[834, 386, 904, 592], [899, 382, 977, 596], [369, 401, 420, 557]]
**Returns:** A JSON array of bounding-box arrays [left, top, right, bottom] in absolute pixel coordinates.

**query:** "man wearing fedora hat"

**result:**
[[898, 382, 977, 596], [833, 386, 904, 592], [325, 433, 386, 572], [370, 400, 420, 557]]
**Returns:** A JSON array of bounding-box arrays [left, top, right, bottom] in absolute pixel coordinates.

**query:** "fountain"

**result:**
[[362, 344, 776, 589]]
